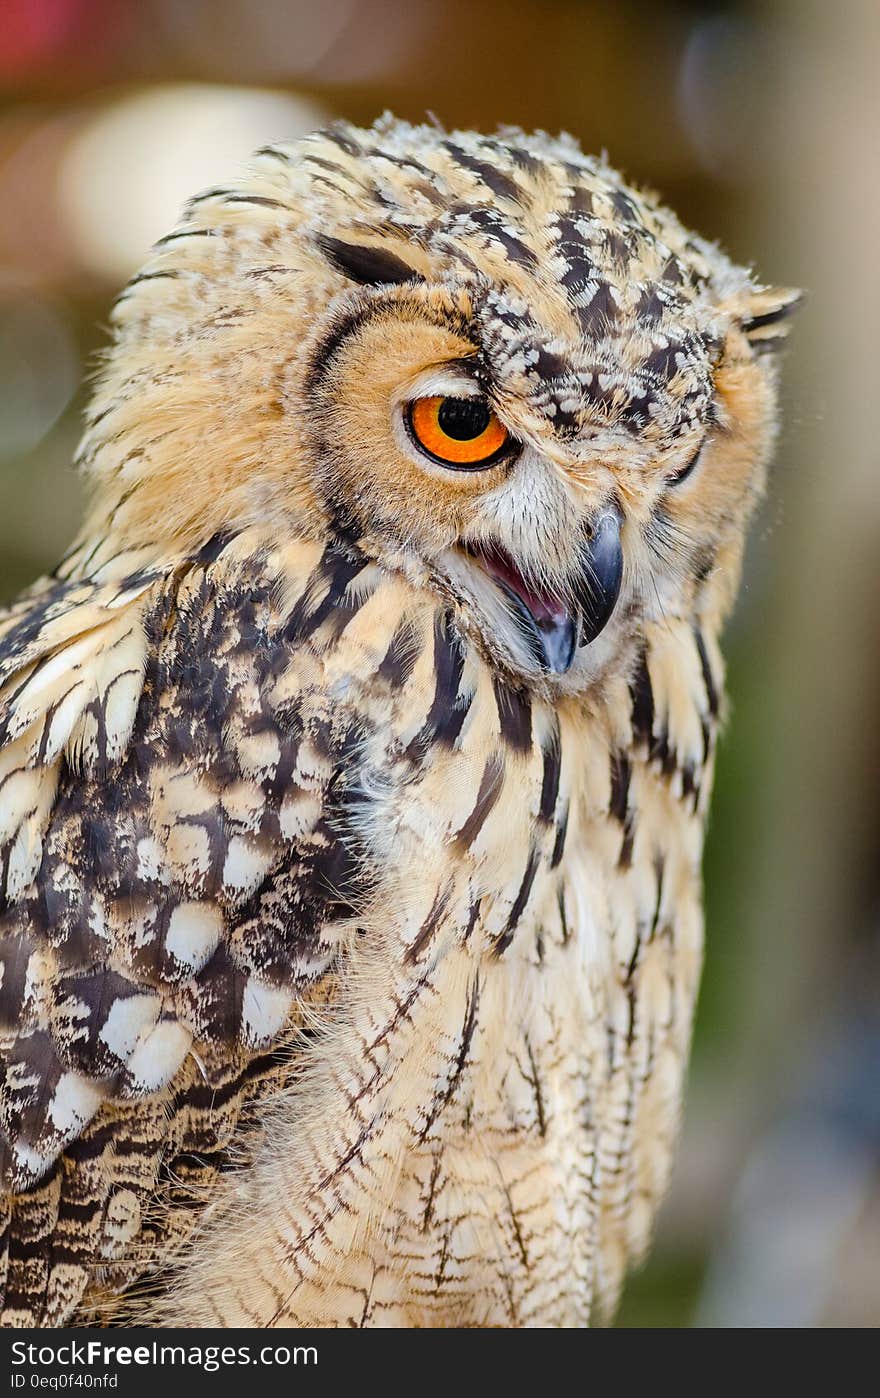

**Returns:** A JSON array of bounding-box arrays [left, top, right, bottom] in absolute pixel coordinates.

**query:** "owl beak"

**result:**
[[505, 588, 577, 675], [461, 539, 576, 674], [525, 508, 623, 669], [574, 507, 624, 649], [462, 506, 622, 675]]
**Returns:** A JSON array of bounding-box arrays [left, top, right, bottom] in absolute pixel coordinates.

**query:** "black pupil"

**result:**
[[437, 397, 492, 441]]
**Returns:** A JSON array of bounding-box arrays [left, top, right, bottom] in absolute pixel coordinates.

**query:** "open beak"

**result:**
[[462, 508, 623, 675]]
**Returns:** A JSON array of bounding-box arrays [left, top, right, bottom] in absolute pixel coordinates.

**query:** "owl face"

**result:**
[[303, 278, 632, 687], [79, 118, 797, 693]]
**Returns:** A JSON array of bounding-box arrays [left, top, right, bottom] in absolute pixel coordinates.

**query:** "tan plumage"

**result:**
[[0, 116, 797, 1327]]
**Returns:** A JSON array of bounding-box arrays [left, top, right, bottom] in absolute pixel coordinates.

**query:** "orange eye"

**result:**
[[407, 395, 511, 469]]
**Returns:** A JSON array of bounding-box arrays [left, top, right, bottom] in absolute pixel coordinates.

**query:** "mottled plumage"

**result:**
[[0, 116, 796, 1327]]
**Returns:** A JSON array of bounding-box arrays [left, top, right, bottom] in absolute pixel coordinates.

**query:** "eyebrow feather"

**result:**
[[317, 236, 422, 287]]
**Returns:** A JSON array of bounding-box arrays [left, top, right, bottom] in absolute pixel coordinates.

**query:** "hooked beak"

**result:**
[[462, 507, 623, 675], [573, 507, 624, 649]]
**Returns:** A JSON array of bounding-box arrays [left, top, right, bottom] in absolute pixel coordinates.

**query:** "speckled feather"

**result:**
[[0, 116, 796, 1326]]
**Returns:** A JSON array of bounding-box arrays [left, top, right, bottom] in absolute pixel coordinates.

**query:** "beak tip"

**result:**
[[538, 615, 577, 674]]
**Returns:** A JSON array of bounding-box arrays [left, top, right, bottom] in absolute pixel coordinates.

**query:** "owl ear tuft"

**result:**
[[737, 285, 803, 354]]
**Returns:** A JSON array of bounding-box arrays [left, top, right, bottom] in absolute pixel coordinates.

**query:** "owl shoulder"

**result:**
[[0, 526, 425, 1321]]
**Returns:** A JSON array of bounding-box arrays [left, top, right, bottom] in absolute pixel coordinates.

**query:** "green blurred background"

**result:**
[[1, 0, 878, 1327]]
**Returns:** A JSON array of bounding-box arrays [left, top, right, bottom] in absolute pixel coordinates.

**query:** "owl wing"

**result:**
[[0, 529, 378, 1325]]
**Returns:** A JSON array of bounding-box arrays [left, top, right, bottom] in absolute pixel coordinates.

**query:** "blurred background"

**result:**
[[0, 0, 878, 1327]]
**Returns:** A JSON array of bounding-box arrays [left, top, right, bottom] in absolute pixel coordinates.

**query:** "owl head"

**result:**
[[76, 116, 798, 694]]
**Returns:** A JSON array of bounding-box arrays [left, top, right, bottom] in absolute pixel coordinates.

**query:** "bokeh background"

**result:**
[[1, 0, 878, 1328]]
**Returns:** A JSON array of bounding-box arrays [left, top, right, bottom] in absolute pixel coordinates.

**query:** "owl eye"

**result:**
[[669, 441, 704, 487], [406, 395, 511, 469]]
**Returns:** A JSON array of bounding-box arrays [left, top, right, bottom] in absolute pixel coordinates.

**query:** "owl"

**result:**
[[0, 116, 797, 1328]]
